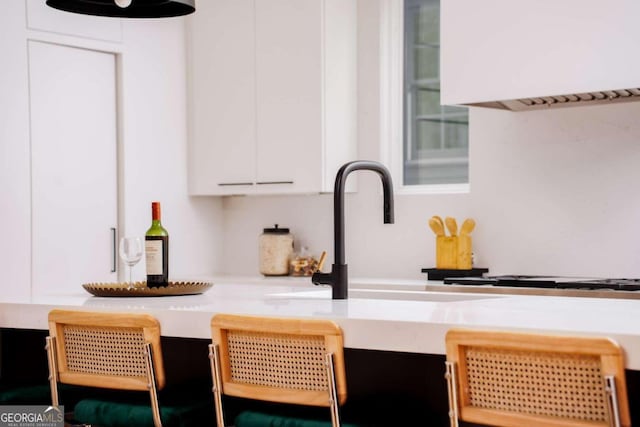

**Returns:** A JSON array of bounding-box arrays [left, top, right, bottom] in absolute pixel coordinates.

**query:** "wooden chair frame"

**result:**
[[46, 309, 166, 427], [445, 328, 631, 427], [209, 314, 347, 427]]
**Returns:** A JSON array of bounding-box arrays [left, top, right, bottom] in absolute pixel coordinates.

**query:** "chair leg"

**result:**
[[325, 353, 340, 427], [45, 336, 59, 407], [445, 361, 459, 427], [209, 343, 225, 427], [144, 343, 163, 427], [605, 375, 622, 427]]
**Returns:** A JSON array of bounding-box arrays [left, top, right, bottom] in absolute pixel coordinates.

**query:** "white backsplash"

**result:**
[[470, 102, 640, 278]]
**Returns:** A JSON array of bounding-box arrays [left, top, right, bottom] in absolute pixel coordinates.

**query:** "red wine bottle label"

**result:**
[[145, 240, 163, 275]]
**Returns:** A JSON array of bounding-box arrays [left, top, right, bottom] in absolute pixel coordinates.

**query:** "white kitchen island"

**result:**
[[2, 276, 640, 370]]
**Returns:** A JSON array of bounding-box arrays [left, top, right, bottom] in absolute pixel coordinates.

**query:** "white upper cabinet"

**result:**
[[441, 0, 640, 110], [187, 0, 357, 195]]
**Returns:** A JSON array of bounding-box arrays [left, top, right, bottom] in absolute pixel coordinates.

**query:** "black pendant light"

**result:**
[[46, 0, 195, 18]]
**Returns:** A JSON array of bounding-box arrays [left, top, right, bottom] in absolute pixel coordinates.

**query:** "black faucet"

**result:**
[[312, 160, 395, 299]]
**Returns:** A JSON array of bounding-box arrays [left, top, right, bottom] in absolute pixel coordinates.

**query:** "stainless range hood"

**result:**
[[467, 88, 640, 112]]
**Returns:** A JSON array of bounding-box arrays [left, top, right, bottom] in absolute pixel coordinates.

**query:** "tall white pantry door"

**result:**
[[29, 41, 118, 295]]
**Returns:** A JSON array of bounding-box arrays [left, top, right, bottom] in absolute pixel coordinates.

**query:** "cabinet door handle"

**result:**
[[111, 227, 117, 273], [256, 181, 294, 185], [217, 182, 254, 186]]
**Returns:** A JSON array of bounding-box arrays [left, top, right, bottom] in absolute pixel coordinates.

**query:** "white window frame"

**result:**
[[380, 0, 469, 195]]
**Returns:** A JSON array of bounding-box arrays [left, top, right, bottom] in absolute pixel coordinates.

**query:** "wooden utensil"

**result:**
[[460, 218, 476, 235], [445, 217, 458, 236], [429, 217, 445, 236], [316, 251, 327, 272], [432, 215, 445, 231]]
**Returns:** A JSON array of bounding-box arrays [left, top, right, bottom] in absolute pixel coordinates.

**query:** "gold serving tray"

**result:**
[[83, 281, 213, 297]]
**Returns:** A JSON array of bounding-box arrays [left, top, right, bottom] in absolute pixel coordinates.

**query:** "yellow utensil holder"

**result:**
[[436, 235, 472, 270], [436, 236, 457, 269], [457, 235, 472, 270]]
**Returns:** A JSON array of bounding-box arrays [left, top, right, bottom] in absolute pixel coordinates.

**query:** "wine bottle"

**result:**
[[145, 201, 169, 287]]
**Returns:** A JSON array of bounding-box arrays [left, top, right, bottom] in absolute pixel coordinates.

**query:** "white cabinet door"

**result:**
[[254, 0, 322, 192], [29, 41, 118, 295], [188, 0, 256, 194]]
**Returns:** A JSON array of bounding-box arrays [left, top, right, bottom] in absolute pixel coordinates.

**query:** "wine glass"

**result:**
[[119, 237, 143, 287]]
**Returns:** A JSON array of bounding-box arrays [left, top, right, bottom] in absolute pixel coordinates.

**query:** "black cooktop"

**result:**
[[442, 275, 640, 291]]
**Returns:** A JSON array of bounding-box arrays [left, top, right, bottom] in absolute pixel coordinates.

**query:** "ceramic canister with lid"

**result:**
[[259, 224, 294, 276]]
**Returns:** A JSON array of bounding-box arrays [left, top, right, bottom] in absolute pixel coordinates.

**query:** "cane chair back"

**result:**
[[445, 329, 630, 427], [46, 310, 166, 426], [209, 314, 347, 427]]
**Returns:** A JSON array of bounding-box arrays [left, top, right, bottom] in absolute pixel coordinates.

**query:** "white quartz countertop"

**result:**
[[3, 275, 640, 369]]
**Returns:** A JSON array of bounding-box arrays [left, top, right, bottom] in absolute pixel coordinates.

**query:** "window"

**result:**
[[403, 0, 468, 186]]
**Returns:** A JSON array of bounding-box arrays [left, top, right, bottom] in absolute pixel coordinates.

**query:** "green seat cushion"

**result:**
[[235, 410, 362, 427], [73, 398, 212, 427], [72, 384, 215, 427]]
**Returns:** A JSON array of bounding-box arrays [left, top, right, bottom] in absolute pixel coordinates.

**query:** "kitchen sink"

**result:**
[[350, 289, 502, 302], [268, 288, 503, 302]]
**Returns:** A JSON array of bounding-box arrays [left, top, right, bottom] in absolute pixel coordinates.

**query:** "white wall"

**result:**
[[219, 0, 640, 281]]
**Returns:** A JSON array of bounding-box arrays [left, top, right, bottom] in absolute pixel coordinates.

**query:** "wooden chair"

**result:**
[[209, 314, 347, 427], [445, 328, 631, 427], [46, 309, 166, 427]]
